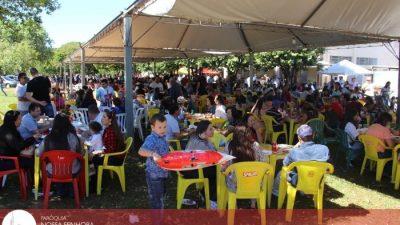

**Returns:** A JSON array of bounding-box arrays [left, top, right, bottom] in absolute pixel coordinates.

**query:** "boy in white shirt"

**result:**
[[87, 121, 104, 154]]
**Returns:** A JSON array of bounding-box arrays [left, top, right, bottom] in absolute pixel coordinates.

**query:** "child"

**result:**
[[138, 114, 169, 209], [87, 121, 103, 153]]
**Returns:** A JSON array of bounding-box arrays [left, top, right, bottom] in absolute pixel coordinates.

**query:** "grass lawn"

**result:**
[[0, 88, 399, 210], [0, 88, 17, 114]]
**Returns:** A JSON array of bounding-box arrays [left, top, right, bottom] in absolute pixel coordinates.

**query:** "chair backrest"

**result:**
[[116, 113, 126, 133], [261, 115, 274, 133], [40, 150, 82, 180], [210, 130, 227, 150], [122, 137, 133, 164], [225, 162, 272, 198], [318, 113, 325, 121], [358, 134, 384, 159], [210, 118, 227, 129], [8, 103, 17, 110], [335, 128, 350, 149], [76, 108, 89, 125], [286, 161, 334, 194], [0, 111, 4, 126], [226, 133, 233, 142], [72, 111, 86, 125], [306, 118, 325, 143], [147, 108, 160, 120], [134, 108, 145, 125]]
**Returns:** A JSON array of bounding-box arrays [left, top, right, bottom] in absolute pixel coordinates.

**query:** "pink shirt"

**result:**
[[366, 124, 392, 152]]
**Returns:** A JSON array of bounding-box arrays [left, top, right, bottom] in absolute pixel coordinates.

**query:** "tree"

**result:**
[[0, 0, 59, 24]]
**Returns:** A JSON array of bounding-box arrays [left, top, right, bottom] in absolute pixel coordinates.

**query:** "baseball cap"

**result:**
[[296, 124, 313, 138]]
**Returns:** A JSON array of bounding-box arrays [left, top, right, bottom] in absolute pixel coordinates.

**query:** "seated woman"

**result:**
[[366, 112, 396, 158], [38, 113, 82, 174], [92, 110, 126, 167], [183, 120, 217, 208], [343, 109, 363, 165], [248, 97, 266, 143], [206, 96, 216, 114], [0, 110, 38, 172], [214, 95, 228, 120]]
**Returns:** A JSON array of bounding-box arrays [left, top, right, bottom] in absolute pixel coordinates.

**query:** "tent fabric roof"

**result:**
[[322, 60, 372, 75], [65, 0, 400, 64]]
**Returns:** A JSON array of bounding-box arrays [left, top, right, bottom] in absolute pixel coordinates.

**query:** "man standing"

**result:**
[[96, 79, 114, 108], [16, 73, 30, 115], [25, 67, 54, 117], [149, 77, 164, 92]]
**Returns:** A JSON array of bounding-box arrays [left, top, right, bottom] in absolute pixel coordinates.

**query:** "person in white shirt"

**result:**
[[87, 121, 104, 153], [338, 76, 345, 87], [96, 79, 114, 107], [149, 77, 164, 92], [214, 95, 228, 120], [343, 109, 363, 166], [165, 104, 182, 140], [349, 77, 358, 90], [16, 73, 30, 115], [88, 105, 105, 129]]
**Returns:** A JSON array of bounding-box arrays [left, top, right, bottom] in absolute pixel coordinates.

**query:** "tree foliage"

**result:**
[[0, 0, 59, 24]]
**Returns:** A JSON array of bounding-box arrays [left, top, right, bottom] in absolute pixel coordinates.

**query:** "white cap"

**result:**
[[177, 96, 187, 103], [296, 124, 313, 138]]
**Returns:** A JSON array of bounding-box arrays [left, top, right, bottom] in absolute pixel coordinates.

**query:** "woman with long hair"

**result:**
[[342, 109, 363, 165], [227, 125, 257, 163], [0, 110, 38, 171]]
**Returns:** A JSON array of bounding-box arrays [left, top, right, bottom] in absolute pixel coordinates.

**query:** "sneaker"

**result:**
[[210, 201, 218, 210], [182, 198, 196, 206]]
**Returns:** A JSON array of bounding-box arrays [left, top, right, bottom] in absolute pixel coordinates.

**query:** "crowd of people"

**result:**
[[0, 66, 398, 210]]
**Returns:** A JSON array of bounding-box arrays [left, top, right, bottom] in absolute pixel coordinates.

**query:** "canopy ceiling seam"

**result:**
[[176, 22, 191, 49], [237, 24, 253, 52], [132, 18, 161, 45], [301, 0, 328, 27], [288, 29, 307, 47]]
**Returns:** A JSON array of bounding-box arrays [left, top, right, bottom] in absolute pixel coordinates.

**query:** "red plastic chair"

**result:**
[[40, 150, 85, 209], [0, 156, 27, 200]]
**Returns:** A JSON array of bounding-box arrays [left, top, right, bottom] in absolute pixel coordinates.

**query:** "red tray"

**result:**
[[157, 150, 223, 170]]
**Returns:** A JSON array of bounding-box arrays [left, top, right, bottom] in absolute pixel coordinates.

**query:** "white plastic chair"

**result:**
[[76, 108, 89, 125], [116, 113, 126, 134], [134, 108, 145, 141], [72, 111, 86, 125]]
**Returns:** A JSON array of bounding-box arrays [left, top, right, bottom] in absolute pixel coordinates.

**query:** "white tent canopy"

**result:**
[[323, 60, 372, 76], [65, 0, 400, 64]]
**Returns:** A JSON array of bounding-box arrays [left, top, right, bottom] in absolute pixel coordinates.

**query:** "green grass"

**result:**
[[0, 88, 17, 114], [0, 88, 400, 210]]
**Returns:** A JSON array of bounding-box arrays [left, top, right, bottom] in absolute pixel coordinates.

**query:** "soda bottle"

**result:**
[[272, 142, 278, 153]]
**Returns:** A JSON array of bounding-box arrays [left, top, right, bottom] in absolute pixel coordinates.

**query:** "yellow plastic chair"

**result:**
[[97, 137, 133, 195], [8, 104, 17, 110], [222, 162, 273, 225], [391, 144, 400, 186], [210, 118, 227, 129], [167, 140, 210, 209], [226, 133, 233, 142], [261, 115, 287, 144], [198, 95, 208, 113], [147, 108, 160, 120], [277, 161, 334, 224], [168, 139, 182, 150], [318, 113, 325, 121], [0, 111, 4, 126], [395, 160, 400, 190], [358, 134, 393, 182], [210, 130, 227, 150]]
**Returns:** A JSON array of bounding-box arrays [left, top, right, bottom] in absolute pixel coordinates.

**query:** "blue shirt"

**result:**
[[165, 114, 180, 140], [18, 113, 38, 140], [141, 132, 169, 178], [283, 141, 329, 166]]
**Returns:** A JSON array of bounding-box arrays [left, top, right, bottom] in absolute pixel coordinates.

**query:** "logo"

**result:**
[[2, 210, 36, 225], [243, 171, 258, 177]]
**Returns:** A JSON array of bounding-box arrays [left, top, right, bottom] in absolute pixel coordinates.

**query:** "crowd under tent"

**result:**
[[65, 0, 400, 137]]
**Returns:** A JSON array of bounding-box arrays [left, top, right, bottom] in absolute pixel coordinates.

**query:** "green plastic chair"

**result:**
[[335, 128, 356, 168], [306, 119, 325, 144]]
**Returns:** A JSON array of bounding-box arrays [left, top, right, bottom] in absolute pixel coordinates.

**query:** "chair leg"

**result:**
[[97, 166, 104, 195], [395, 164, 400, 190], [376, 160, 388, 182], [391, 159, 397, 183], [285, 186, 297, 222], [203, 178, 211, 209], [176, 178, 186, 209], [73, 179, 80, 208], [360, 157, 367, 175], [43, 179, 51, 209], [277, 178, 287, 209], [18, 170, 27, 200], [227, 193, 237, 225], [117, 168, 126, 192], [317, 190, 324, 224]]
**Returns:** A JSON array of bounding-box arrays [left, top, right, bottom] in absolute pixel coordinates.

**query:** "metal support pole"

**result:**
[[63, 64, 67, 91], [80, 46, 86, 86], [249, 52, 254, 89], [123, 13, 134, 137], [69, 62, 73, 94], [59, 64, 63, 88], [397, 40, 400, 126], [153, 60, 156, 76]]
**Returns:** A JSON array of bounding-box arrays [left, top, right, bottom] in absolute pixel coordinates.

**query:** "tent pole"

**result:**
[[63, 64, 67, 91], [153, 60, 156, 76], [123, 13, 134, 138], [69, 61, 73, 94], [80, 46, 86, 86], [397, 40, 400, 126], [249, 52, 254, 89], [59, 64, 63, 89]]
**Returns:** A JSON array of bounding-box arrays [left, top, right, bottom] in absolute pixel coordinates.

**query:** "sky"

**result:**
[[41, 0, 133, 48]]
